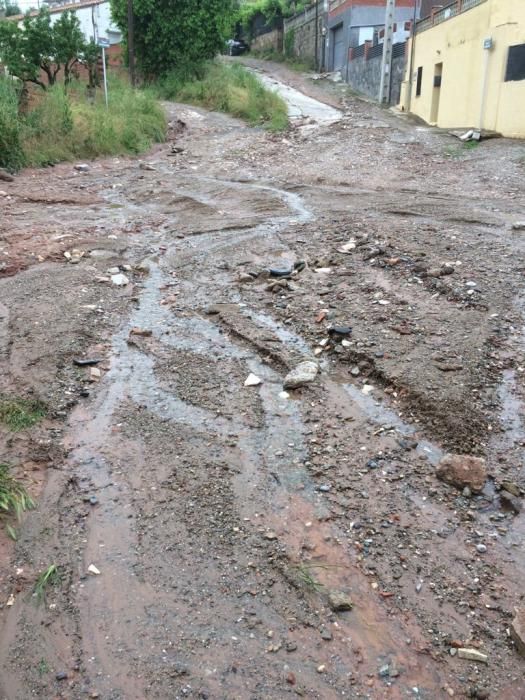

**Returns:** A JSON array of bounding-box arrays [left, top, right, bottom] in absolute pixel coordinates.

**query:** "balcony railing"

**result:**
[[416, 0, 487, 33]]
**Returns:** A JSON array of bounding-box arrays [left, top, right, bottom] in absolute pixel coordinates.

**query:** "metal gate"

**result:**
[[332, 25, 345, 71]]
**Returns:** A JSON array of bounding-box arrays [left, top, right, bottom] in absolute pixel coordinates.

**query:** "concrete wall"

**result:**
[[346, 46, 407, 103], [283, 2, 323, 65], [251, 28, 283, 53], [400, 0, 525, 138]]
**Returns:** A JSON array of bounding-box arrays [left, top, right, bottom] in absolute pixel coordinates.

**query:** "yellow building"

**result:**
[[399, 0, 525, 138]]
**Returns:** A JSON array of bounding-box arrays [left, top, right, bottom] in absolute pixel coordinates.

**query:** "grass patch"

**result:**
[[37, 658, 50, 676], [0, 396, 46, 431], [295, 564, 325, 592], [33, 564, 61, 605], [0, 78, 25, 172], [443, 141, 480, 159], [156, 61, 289, 132], [0, 463, 35, 522], [0, 76, 167, 171]]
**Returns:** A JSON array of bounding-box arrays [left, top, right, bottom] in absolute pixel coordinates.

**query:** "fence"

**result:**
[[416, 0, 487, 33], [347, 41, 407, 105]]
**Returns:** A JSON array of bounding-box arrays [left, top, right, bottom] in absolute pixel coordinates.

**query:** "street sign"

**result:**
[[97, 38, 110, 48]]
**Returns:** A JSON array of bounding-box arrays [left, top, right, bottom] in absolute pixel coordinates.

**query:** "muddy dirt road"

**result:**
[[0, 61, 524, 700]]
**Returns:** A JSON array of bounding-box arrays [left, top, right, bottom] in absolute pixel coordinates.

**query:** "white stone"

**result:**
[[338, 240, 356, 253], [111, 273, 129, 286], [457, 648, 488, 664], [244, 373, 262, 387], [283, 361, 318, 389]]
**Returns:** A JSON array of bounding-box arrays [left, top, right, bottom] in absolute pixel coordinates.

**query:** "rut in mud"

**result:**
[[0, 62, 524, 700]]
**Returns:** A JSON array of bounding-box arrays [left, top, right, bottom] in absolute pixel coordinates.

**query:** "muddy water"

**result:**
[[51, 158, 461, 698], [2, 71, 525, 700], [252, 70, 342, 126]]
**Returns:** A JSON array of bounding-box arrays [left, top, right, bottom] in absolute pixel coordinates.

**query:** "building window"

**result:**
[[416, 66, 423, 96], [505, 44, 525, 82]]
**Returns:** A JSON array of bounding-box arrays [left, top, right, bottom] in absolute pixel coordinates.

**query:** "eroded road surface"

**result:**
[[0, 61, 524, 700]]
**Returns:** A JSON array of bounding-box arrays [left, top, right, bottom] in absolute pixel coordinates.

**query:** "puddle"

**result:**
[[61, 170, 453, 697], [343, 383, 444, 464], [242, 308, 314, 358], [497, 369, 525, 448], [251, 71, 342, 126]]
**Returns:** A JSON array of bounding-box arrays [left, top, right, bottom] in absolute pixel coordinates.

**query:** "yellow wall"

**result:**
[[400, 0, 525, 138]]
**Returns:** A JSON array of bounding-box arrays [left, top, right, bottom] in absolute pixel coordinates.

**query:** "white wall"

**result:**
[[19, 1, 122, 45]]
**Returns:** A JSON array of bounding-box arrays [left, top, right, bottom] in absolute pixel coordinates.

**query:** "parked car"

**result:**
[[226, 39, 250, 56]]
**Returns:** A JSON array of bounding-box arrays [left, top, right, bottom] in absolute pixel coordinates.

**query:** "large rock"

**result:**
[[436, 454, 487, 492], [327, 590, 353, 612], [283, 361, 318, 389], [511, 609, 525, 657]]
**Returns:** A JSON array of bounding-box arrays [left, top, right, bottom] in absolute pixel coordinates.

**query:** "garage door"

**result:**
[[332, 25, 345, 71]]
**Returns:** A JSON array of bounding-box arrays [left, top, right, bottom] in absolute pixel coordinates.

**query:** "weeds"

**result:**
[[444, 141, 480, 159], [155, 61, 289, 132], [294, 564, 326, 592], [0, 396, 46, 431], [0, 78, 25, 172], [0, 463, 35, 521], [37, 658, 50, 676], [0, 76, 167, 171], [33, 564, 61, 605]]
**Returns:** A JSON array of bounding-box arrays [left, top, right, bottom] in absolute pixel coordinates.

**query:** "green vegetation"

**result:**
[[0, 77, 167, 171], [156, 61, 288, 131], [0, 395, 46, 431], [295, 563, 325, 592], [37, 658, 50, 676], [0, 76, 25, 171], [239, 0, 311, 29], [0, 0, 20, 17], [0, 5, 166, 172], [0, 8, 87, 89], [0, 463, 35, 522], [33, 564, 61, 604], [284, 28, 295, 57], [110, 0, 236, 77], [443, 141, 480, 159]]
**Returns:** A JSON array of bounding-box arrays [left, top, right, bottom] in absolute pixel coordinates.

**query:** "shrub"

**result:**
[[284, 28, 295, 58], [156, 61, 288, 131], [0, 78, 167, 170], [0, 77, 25, 171]]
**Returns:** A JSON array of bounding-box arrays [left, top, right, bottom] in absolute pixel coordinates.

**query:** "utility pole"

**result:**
[[379, 0, 395, 104], [406, 0, 418, 110], [127, 0, 135, 87], [322, 0, 328, 72], [315, 0, 319, 71]]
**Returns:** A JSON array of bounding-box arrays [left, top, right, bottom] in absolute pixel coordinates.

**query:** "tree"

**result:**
[[110, 0, 236, 77], [80, 39, 101, 90], [0, 18, 45, 88], [22, 8, 58, 86], [0, 1, 22, 17], [54, 10, 85, 84], [0, 8, 86, 89]]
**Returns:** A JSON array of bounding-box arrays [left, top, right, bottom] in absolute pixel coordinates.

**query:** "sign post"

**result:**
[[97, 38, 110, 109]]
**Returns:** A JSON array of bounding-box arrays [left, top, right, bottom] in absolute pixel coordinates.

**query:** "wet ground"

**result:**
[[0, 60, 524, 699]]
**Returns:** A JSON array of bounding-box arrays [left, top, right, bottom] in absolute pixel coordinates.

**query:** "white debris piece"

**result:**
[[244, 373, 262, 387]]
